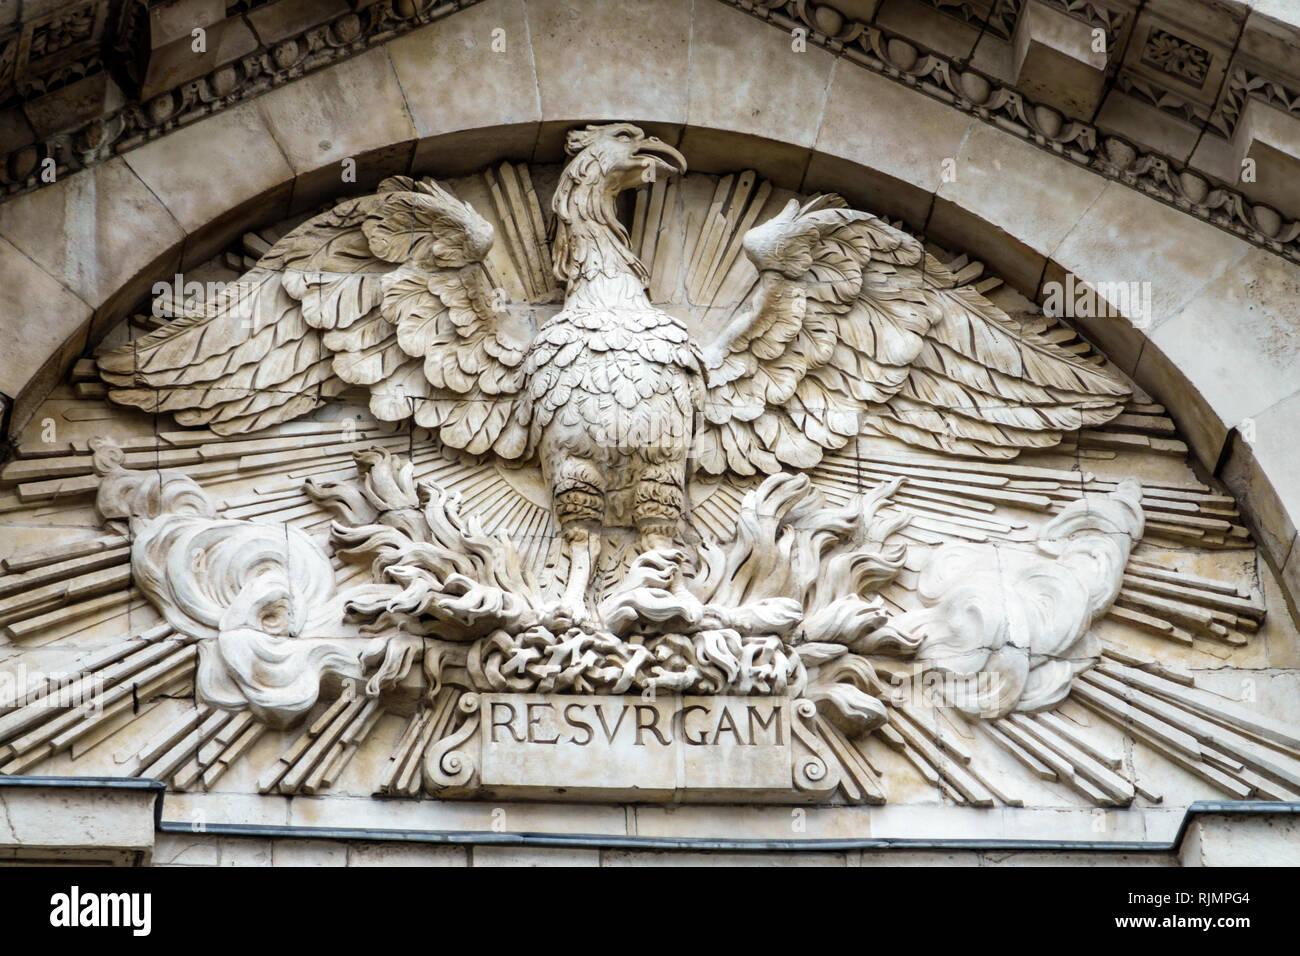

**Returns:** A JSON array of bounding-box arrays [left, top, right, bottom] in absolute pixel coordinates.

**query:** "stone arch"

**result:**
[[0, 0, 1296, 610]]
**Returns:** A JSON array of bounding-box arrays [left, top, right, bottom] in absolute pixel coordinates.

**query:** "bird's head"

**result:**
[[561, 123, 687, 196], [551, 124, 687, 286]]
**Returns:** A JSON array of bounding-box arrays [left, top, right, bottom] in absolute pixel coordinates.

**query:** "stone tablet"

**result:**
[[477, 695, 790, 799]]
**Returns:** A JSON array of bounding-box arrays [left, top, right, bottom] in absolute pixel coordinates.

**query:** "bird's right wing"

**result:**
[[98, 177, 532, 458]]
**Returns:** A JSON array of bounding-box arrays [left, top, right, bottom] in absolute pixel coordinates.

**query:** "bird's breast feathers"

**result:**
[[525, 307, 702, 429]]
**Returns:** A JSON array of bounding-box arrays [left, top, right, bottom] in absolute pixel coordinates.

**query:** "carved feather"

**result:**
[[97, 177, 529, 450], [698, 197, 1130, 474]]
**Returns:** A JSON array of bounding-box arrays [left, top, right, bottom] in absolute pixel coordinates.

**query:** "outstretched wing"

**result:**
[[695, 196, 1130, 476], [98, 177, 531, 458]]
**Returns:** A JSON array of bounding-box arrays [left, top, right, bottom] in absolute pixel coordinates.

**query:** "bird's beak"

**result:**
[[635, 138, 687, 179]]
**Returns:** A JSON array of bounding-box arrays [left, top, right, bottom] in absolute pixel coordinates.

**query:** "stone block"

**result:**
[[285, 794, 628, 835], [528, 0, 691, 125], [1226, 98, 1300, 224], [347, 842, 467, 866], [475, 694, 791, 800], [1219, 416, 1299, 581], [153, 833, 220, 866], [0, 237, 92, 399], [1181, 811, 1300, 865], [811, 60, 972, 228], [140, 16, 260, 101], [471, 845, 600, 866], [686, 0, 835, 149], [0, 782, 156, 864], [217, 837, 273, 867], [272, 838, 349, 866], [1012, 0, 1109, 118], [0, 157, 185, 316], [149, 0, 227, 48], [245, 0, 351, 46], [875, 0, 980, 61], [1142, 248, 1300, 467], [938, 120, 1108, 258], [1051, 182, 1251, 331], [22, 72, 127, 140], [122, 98, 295, 240], [253, 47, 417, 211], [1094, 90, 1202, 164], [388, 0, 541, 140]]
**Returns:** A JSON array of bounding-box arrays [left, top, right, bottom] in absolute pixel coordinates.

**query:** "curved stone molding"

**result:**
[[5, 0, 1300, 257]]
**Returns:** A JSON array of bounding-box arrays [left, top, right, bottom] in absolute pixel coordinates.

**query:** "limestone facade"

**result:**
[[1, 0, 1300, 866]]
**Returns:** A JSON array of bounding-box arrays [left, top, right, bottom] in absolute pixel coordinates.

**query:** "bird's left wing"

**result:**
[[695, 196, 1130, 476]]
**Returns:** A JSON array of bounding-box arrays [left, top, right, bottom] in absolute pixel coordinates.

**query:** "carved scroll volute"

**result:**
[[791, 699, 841, 797], [423, 693, 482, 795]]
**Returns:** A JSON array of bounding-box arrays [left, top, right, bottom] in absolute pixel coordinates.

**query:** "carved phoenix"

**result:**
[[98, 123, 1130, 617]]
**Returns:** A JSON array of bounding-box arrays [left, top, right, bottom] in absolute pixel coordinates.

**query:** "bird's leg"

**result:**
[[632, 464, 688, 569], [549, 463, 607, 627], [559, 523, 601, 625]]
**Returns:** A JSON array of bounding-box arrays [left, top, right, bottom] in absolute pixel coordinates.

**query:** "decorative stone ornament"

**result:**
[[96, 123, 1130, 621], [0, 121, 1266, 808]]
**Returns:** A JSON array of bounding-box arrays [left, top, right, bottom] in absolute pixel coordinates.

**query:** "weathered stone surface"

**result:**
[[1220, 410, 1300, 578], [1094, 91, 1203, 164], [471, 846, 600, 867], [528, 0, 692, 124], [389, 0, 541, 142], [0, 783, 156, 864], [139, 16, 260, 101], [0, 158, 185, 313], [686, 0, 834, 149], [1012, 0, 1108, 118], [148, 0, 227, 48], [936, 121, 1108, 259], [123, 102, 294, 255], [1142, 248, 1300, 466], [1192, 97, 1300, 223], [0, 236, 92, 398], [810, 61, 973, 226], [1181, 812, 1300, 866], [1051, 182, 1252, 334], [22, 73, 128, 140], [347, 842, 467, 867], [271, 838, 348, 867], [245, 0, 351, 46], [253, 47, 417, 209]]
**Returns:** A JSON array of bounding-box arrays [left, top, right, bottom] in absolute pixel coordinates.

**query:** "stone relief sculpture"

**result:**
[[97, 123, 1127, 616], [90, 440, 408, 728], [2, 123, 1291, 809]]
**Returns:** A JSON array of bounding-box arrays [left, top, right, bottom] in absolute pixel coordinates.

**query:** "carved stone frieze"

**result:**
[[0, 0, 481, 193], [3, 0, 1300, 265], [0, 125, 1281, 809], [730, 0, 1300, 257]]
